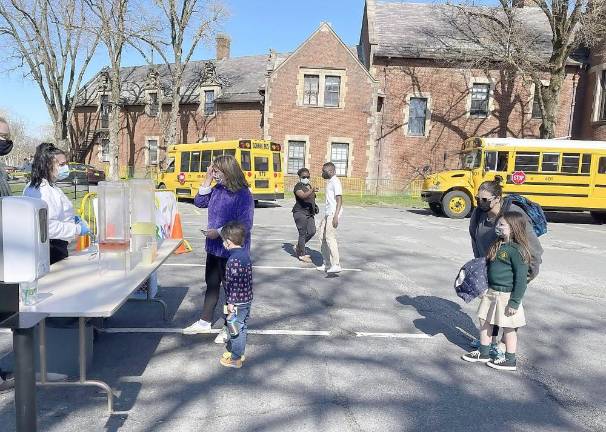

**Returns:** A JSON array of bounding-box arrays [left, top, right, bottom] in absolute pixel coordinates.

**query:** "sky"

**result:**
[[0, 0, 369, 133]]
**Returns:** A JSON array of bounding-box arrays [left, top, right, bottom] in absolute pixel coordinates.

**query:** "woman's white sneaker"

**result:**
[[183, 319, 212, 334], [327, 265, 342, 274]]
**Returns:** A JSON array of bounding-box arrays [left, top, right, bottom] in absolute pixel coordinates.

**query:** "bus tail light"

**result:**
[[247, 171, 252, 177], [273, 172, 277, 178], [177, 172, 186, 184]]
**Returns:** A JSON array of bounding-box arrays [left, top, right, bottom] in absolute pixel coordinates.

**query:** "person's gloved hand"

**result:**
[[78, 220, 90, 236], [74, 215, 81, 224]]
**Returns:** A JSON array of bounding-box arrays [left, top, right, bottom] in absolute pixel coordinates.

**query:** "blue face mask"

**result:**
[[56, 165, 70, 181]]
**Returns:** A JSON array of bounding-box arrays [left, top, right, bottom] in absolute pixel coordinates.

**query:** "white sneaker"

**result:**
[[183, 319, 212, 334], [327, 265, 342, 274], [316, 265, 326, 272], [214, 327, 229, 344]]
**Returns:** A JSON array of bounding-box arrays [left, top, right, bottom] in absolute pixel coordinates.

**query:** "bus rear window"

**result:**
[[255, 156, 269, 172], [273, 152, 281, 172], [180, 152, 191, 172], [225, 149, 236, 157], [241, 151, 251, 171]]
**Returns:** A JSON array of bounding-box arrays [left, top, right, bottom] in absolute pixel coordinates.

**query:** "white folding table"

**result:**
[[21, 239, 182, 413]]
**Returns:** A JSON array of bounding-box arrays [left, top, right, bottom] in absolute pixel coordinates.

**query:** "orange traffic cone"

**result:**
[[172, 212, 192, 255]]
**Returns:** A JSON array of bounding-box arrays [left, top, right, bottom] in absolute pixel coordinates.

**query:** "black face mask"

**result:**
[[321, 171, 330, 179], [0, 139, 13, 156], [478, 201, 492, 212]]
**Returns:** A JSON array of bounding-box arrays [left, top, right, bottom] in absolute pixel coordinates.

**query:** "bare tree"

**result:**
[[132, 0, 227, 148], [0, 0, 100, 150], [438, 0, 606, 138], [0, 109, 50, 167], [85, 0, 158, 179]]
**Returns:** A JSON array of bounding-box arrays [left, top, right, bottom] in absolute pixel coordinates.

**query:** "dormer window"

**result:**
[[148, 92, 159, 117], [204, 90, 215, 115]]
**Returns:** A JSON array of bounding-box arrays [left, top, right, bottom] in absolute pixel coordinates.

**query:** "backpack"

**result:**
[[454, 258, 488, 303], [503, 194, 548, 237]]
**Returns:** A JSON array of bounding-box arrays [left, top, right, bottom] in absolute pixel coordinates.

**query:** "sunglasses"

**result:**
[[475, 196, 495, 203]]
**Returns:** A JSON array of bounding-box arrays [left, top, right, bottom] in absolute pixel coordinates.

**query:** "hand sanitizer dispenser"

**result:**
[[0, 196, 50, 283]]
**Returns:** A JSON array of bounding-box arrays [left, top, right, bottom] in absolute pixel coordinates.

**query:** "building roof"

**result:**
[[369, 1, 577, 63], [76, 54, 272, 107]]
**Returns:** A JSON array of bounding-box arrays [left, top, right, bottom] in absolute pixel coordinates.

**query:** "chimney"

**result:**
[[216, 34, 231, 61]]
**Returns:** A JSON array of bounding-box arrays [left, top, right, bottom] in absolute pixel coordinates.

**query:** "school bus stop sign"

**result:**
[[512, 171, 526, 185]]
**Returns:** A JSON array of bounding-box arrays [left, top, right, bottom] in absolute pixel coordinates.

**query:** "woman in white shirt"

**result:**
[[23, 143, 89, 264]]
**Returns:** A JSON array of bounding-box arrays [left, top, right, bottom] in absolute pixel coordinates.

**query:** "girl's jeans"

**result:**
[[227, 302, 252, 360]]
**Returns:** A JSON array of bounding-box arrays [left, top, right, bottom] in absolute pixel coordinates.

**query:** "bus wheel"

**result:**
[[590, 211, 606, 224], [158, 183, 166, 189], [442, 191, 471, 219], [429, 203, 443, 216]]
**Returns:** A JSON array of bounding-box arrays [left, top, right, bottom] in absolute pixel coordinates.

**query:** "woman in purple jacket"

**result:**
[[183, 155, 254, 336]]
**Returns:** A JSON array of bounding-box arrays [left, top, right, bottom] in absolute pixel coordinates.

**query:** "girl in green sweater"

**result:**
[[462, 211, 532, 371]]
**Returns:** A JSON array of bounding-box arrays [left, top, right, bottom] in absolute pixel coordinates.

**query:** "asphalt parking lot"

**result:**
[[1, 199, 605, 431]]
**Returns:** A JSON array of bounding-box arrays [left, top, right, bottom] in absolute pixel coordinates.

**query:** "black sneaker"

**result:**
[[486, 356, 517, 371], [461, 350, 491, 363]]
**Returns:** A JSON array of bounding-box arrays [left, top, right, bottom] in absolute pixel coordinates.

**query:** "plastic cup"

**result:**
[[20, 281, 38, 306]]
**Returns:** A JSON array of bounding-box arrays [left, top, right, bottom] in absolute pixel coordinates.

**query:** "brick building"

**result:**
[[264, 23, 378, 179], [72, 0, 606, 182]]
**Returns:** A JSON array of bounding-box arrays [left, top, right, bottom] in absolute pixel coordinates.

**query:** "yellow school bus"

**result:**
[[157, 139, 284, 201], [421, 137, 606, 221]]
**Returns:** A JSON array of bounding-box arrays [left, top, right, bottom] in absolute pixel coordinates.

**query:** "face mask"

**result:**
[[56, 165, 70, 181], [494, 226, 506, 238], [478, 201, 492, 212], [0, 139, 13, 156], [321, 171, 330, 180], [300, 178, 310, 185]]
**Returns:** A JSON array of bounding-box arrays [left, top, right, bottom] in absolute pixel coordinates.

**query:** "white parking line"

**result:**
[[355, 332, 433, 339], [97, 328, 430, 338], [98, 328, 331, 336], [163, 263, 363, 272]]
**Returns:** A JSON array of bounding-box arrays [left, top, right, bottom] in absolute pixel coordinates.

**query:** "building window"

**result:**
[[101, 138, 109, 162], [303, 75, 319, 106], [100, 95, 109, 129], [408, 97, 428, 136], [287, 141, 305, 174], [324, 76, 341, 107], [204, 90, 215, 115], [470, 83, 490, 118], [377, 96, 384, 113], [148, 92, 159, 117], [601, 71, 606, 121], [331, 143, 349, 177], [532, 88, 543, 119], [147, 139, 159, 165]]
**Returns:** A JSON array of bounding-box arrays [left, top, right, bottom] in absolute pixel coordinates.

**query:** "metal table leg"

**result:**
[[37, 317, 115, 413], [127, 281, 168, 321], [14, 326, 38, 432]]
